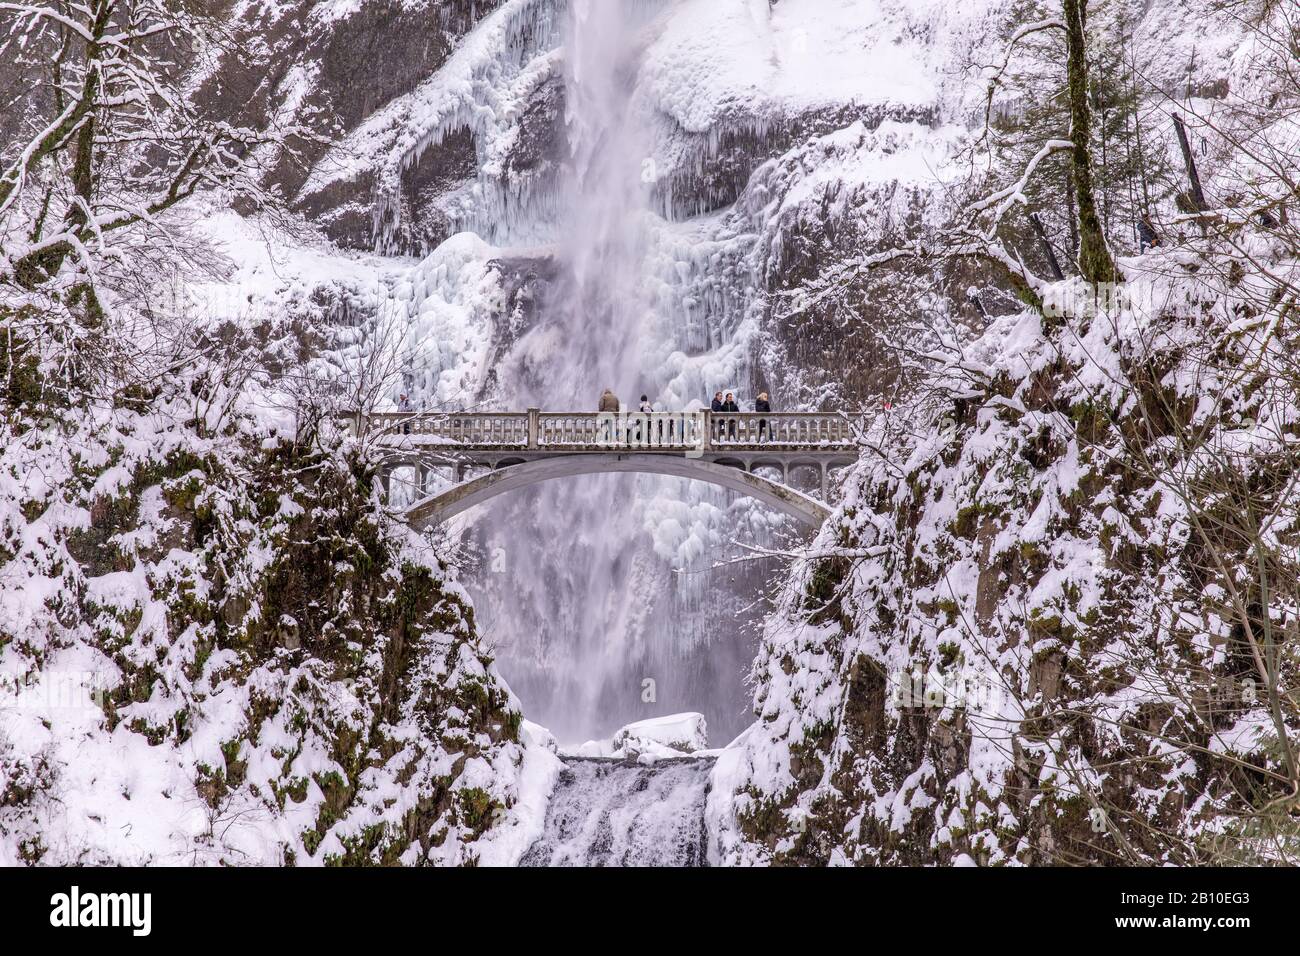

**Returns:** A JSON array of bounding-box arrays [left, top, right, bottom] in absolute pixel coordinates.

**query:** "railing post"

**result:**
[[527, 408, 539, 450], [701, 410, 712, 451]]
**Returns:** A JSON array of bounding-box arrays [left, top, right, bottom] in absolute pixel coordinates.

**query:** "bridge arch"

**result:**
[[404, 454, 831, 528]]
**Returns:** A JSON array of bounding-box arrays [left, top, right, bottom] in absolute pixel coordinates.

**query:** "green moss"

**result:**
[[952, 501, 1003, 539], [301, 829, 324, 856], [503, 708, 523, 741], [1069, 399, 1111, 444], [221, 739, 247, 789], [1028, 608, 1067, 639], [735, 785, 792, 850], [952, 505, 975, 538], [805, 556, 851, 626], [457, 787, 498, 837], [0, 311, 52, 415], [935, 598, 960, 624], [279, 777, 309, 806], [195, 762, 228, 808], [325, 822, 405, 866]]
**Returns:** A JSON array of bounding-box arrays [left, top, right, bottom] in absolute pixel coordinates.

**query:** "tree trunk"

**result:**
[[1171, 114, 1207, 212], [1028, 212, 1066, 280], [1062, 0, 1119, 284]]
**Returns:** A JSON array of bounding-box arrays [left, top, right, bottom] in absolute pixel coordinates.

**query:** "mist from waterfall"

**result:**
[[459, 0, 774, 747]]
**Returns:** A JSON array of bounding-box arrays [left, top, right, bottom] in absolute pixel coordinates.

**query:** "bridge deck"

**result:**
[[362, 409, 856, 459]]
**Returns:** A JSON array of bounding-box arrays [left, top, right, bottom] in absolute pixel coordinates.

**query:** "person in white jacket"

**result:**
[[637, 394, 654, 445]]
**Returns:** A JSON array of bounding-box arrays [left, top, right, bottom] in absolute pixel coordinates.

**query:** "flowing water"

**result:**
[[519, 757, 714, 867], [463, 0, 772, 746]]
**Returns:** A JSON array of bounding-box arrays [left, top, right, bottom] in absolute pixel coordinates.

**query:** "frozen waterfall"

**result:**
[[461, 0, 774, 746], [519, 757, 714, 867]]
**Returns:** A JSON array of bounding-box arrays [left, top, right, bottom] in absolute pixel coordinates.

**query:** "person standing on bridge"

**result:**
[[755, 391, 771, 442], [599, 388, 619, 444], [722, 391, 739, 440], [399, 393, 412, 435], [710, 391, 723, 442], [638, 394, 654, 446]]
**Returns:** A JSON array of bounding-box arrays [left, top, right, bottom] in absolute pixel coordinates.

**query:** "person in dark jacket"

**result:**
[[1137, 216, 1159, 253], [755, 391, 771, 442], [710, 391, 723, 441], [722, 392, 739, 440]]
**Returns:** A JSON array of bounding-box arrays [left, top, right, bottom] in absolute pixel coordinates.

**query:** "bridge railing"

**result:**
[[366, 411, 530, 446], [362, 410, 855, 450], [709, 412, 851, 447], [539, 412, 709, 449]]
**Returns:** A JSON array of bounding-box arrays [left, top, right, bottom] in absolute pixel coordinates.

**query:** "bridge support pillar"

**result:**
[[819, 463, 828, 500], [527, 407, 540, 450], [379, 466, 392, 502]]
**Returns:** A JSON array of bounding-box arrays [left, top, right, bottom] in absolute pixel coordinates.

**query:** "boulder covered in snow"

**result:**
[[519, 720, 559, 753], [565, 713, 710, 760], [612, 713, 708, 757]]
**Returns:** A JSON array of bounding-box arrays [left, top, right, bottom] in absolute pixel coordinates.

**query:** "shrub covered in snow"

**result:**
[[712, 257, 1300, 865], [0, 376, 538, 863]]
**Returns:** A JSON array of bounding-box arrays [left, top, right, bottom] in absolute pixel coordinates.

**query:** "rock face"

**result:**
[[612, 712, 709, 756], [187, 0, 523, 250]]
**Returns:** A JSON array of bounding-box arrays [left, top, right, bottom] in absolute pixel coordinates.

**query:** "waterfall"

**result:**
[[504, 0, 652, 403], [519, 757, 714, 866], [460, 0, 768, 747], [346, 0, 779, 749]]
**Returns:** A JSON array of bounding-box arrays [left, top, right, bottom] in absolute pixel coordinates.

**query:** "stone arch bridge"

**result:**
[[362, 409, 858, 528]]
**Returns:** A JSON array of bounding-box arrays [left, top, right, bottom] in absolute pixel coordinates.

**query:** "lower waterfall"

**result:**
[[520, 757, 714, 867]]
